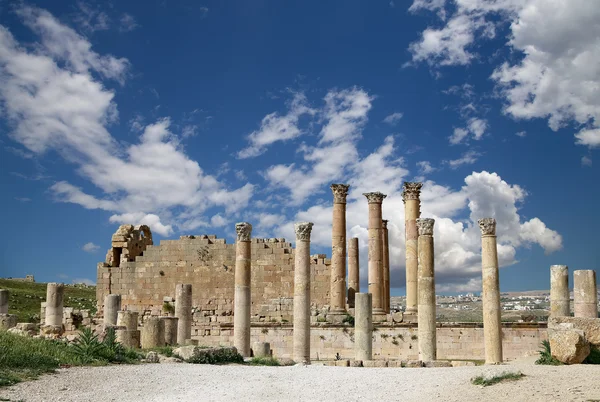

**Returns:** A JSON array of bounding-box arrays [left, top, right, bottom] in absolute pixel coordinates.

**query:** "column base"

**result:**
[[372, 308, 386, 315], [328, 308, 347, 315]]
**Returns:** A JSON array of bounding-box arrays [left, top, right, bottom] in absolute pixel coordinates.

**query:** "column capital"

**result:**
[[294, 222, 314, 241], [416, 218, 434, 236], [478, 218, 496, 236], [235, 222, 252, 241], [363, 191, 387, 204], [330, 183, 350, 204], [402, 182, 423, 203], [382, 219, 388, 229]]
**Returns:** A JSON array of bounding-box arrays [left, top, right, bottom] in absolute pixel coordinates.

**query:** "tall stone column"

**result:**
[[479, 218, 503, 364], [402, 182, 422, 317], [574, 270, 598, 318], [348, 237, 360, 308], [175, 284, 192, 345], [382, 220, 391, 313], [330, 184, 349, 314], [293, 222, 313, 364], [45, 283, 64, 327], [234, 222, 252, 357], [550, 265, 570, 317], [363, 192, 386, 315], [0, 289, 8, 314], [104, 294, 121, 327], [417, 218, 436, 362], [355, 293, 373, 361]]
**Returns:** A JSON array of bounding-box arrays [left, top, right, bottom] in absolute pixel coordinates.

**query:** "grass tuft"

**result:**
[[248, 357, 280, 366], [535, 340, 562, 366], [471, 371, 525, 387]]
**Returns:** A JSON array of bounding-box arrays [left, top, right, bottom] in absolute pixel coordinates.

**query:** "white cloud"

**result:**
[[82, 242, 100, 253], [210, 214, 228, 227], [575, 128, 600, 149], [516, 131, 527, 138], [109, 213, 173, 236], [581, 156, 592, 167], [119, 13, 139, 33], [382, 112, 403, 125], [446, 150, 480, 168], [417, 160, 436, 175], [72, 278, 95, 285], [449, 118, 487, 144], [73, 1, 110, 33], [449, 127, 469, 145]]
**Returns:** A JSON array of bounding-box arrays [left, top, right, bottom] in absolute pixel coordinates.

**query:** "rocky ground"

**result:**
[[1, 357, 599, 402]]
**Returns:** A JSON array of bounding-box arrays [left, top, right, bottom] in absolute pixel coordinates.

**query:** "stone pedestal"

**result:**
[[330, 184, 349, 314], [234, 222, 253, 357], [45, 283, 64, 327], [574, 270, 598, 318], [161, 316, 179, 346], [355, 293, 373, 361], [117, 311, 139, 330], [253, 342, 271, 358], [348, 237, 360, 308], [0, 314, 17, 330], [293, 222, 313, 364], [479, 218, 503, 364], [402, 182, 422, 317], [417, 218, 436, 362], [0, 289, 8, 314], [104, 294, 121, 327], [363, 192, 386, 315], [175, 284, 192, 345], [382, 220, 390, 313], [550, 265, 570, 317], [116, 329, 140, 349], [141, 317, 165, 349]]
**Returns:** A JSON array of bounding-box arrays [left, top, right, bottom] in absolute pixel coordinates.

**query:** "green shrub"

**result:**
[[248, 357, 280, 366], [471, 371, 524, 386], [584, 346, 600, 365], [535, 340, 562, 366], [186, 347, 244, 364], [342, 314, 355, 326]]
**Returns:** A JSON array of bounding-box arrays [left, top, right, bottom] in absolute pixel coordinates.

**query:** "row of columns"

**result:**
[[550, 265, 598, 319]]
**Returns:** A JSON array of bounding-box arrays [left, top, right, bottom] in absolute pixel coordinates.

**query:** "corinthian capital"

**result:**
[[235, 222, 252, 241], [363, 192, 387, 204], [402, 182, 423, 202], [294, 222, 314, 241], [416, 218, 434, 236], [478, 218, 496, 236], [330, 183, 350, 204]]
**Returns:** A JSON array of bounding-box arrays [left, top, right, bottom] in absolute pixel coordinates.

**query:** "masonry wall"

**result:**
[[97, 235, 332, 321]]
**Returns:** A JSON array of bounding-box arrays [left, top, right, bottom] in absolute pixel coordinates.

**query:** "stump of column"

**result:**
[[116, 328, 140, 349], [330, 184, 349, 314], [117, 311, 139, 331], [347, 237, 360, 308], [0, 289, 8, 314], [161, 316, 179, 346], [175, 284, 192, 345], [234, 222, 253, 357], [355, 293, 373, 361], [550, 265, 570, 317], [402, 182, 422, 317], [45, 283, 64, 327], [382, 220, 391, 314], [574, 270, 598, 318], [253, 342, 271, 358], [478, 218, 503, 364], [104, 294, 121, 327], [293, 222, 313, 364], [363, 192, 387, 315], [417, 218, 436, 362], [141, 317, 165, 349]]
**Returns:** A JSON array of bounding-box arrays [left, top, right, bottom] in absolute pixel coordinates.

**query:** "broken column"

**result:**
[[402, 182, 422, 317], [45, 283, 64, 327], [355, 293, 373, 361], [382, 219, 391, 313], [0, 289, 8, 314], [363, 192, 387, 315], [550, 265, 570, 317], [141, 316, 165, 348], [175, 284, 192, 345], [234, 222, 253, 357], [330, 184, 349, 315], [116, 311, 141, 348], [417, 218, 436, 362], [348, 237, 360, 308], [293, 222, 313, 364], [574, 270, 598, 318], [104, 294, 121, 327], [161, 316, 179, 346], [479, 218, 503, 364]]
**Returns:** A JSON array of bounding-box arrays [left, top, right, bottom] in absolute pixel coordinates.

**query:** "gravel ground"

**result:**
[[2, 359, 600, 402]]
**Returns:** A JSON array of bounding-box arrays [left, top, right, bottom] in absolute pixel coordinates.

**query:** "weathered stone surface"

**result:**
[[40, 324, 64, 337], [405, 360, 424, 368], [549, 329, 590, 364], [172, 345, 240, 362], [391, 312, 404, 323], [363, 360, 388, 367], [146, 351, 160, 363], [451, 360, 476, 367], [0, 314, 17, 329], [424, 360, 452, 368], [252, 342, 271, 358], [549, 317, 600, 346]]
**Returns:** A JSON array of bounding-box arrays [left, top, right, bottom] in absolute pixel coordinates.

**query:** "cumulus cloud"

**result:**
[[417, 161, 436, 174], [446, 150, 480, 168], [82, 242, 100, 253]]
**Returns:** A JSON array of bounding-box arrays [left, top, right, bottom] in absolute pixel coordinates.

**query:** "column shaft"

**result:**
[[382, 221, 390, 313], [104, 294, 121, 327], [574, 270, 598, 318], [348, 238, 360, 308], [364, 192, 386, 314], [550, 265, 570, 317], [330, 194, 348, 313], [45, 283, 64, 326], [175, 284, 192, 345], [403, 182, 422, 316], [417, 218, 436, 362], [293, 222, 313, 364], [141, 317, 165, 348], [355, 293, 372, 361], [162, 316, 179, 346], [234, 222, 252, 357]]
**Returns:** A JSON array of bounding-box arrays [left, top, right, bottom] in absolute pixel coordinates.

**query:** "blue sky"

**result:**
[[0, 0, 598, 294]]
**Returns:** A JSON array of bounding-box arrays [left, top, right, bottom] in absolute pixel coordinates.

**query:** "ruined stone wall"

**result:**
[[97, 235, 332, 321]]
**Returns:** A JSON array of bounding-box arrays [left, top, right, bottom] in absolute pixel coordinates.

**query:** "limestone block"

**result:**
[[549, 317, 600, 346], [424, 361, 452, 368], [172, 345, 239, 362], [40, 324, 64, 338], [451, 360, 476, 367], [549, 329, 590, 364], [0, 314, 17, 329], [405, 360, 424, 368], [363, 360, 388, 367], [116, 329, 141, 348], [391, 312, 404, 323], [253, 342, 271, 358]]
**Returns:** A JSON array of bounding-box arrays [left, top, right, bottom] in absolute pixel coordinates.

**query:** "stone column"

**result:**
[[417, 218, 436, 362], [117, 311, 139, 330], [104, 294, 121, 327], [550, 265, 570, 317], [348, 237, 360, 308], [363, 192, 387, 315], [116, 311, 140, 348], [574, 270, 598, 318], [141, 316, 165, 349], [234, 222, 253, 357], [330, 184, 349, 314], [45, 283, 64, 327], [0, 289, 8, 314], [293, 222, 313, 364], [355, 293, 373, 361], [382, 220, 391, 313], [479, 218, 503, 364], [175, 284, 192, 345], [402, 182, 422, 317], [162, 316, 179, 346]]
